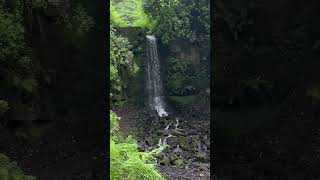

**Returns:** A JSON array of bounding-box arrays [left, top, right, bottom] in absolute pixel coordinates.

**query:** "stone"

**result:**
[[169, 153, 179, 161], [174, 159, 184, 167], [161, 156, 171, 166], [179, 136, 190, 149], [195, 151, 209, 162], [166, 136, 179, 147], [199, 163, 210, 170]]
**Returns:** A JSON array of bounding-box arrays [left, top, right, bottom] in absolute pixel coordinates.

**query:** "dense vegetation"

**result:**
[[110, 0, 209, 179], [110, 111, 166, 179], [0, 0, 101, 178], [110, 4, 165, 177], [0, 0, 93, 121]]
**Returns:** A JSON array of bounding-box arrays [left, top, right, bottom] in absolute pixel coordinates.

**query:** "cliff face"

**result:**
[[113, 26, 210, 111]]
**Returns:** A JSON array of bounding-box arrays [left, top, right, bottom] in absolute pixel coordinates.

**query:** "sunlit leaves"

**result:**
[[144, 0, 209, 43], [110, 0, 156, 29], [110, 111, 165, 180], [110, 26, 138, 93]]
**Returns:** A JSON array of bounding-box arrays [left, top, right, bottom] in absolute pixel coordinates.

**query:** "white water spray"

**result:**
[[146, 35, 168, 117]]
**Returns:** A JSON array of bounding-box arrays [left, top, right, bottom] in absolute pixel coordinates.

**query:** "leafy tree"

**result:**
[[110, 0, 156, 29], [110, 26, 139, 93], [58, 3, 94, 35], [144, 0, 209, 43], [166, 57, 196, 95]]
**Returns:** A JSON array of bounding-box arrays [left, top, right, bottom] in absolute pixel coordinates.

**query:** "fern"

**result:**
[[110, 111, 166, 180]]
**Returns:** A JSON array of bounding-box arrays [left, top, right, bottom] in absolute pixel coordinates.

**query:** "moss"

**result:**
[[174, 159, 184, 167], [178, 136, 190, 149], [168, 96, 196, 106]]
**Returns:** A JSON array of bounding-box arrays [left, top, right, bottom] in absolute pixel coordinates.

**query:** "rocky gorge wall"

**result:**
[[112, 26, 210, 111]]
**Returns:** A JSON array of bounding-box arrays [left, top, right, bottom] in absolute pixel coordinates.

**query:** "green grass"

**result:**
[[110, 0, 157, 29]]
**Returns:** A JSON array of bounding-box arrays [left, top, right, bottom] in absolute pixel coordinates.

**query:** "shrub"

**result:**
[[110, 111, 166, 180], [110, 0, 156, 29]]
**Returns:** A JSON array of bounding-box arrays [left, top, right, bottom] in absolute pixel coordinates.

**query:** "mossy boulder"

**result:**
[[160, 156, 170, 166], [168, 96, 197, 108], [174, 159, 184, 167], [178, 136, 190, 149]]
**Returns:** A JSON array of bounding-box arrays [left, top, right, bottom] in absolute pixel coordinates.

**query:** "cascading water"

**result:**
[[146, 35, 168, 117]]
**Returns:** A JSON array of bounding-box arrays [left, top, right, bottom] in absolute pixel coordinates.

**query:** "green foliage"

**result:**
[[0, 4, 38, 95], [166, 57, 196, 95], [110, 26, 139, 93], [110, 111, 166, 180], [110, 0, 156, 29], [110, 110, 120, 135], [168, 95, 196, 106], [30, 0, 48, 9], [144, 0, 209, 43], [0, 7, 25, 61], [0, 153, 36, 180], [0, 0, 94, 121], [59, 3, 94, 35], [0, 100, 10, 115]]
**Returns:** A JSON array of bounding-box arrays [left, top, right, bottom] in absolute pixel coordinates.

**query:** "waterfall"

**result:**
[[146, 35, 168, 117]]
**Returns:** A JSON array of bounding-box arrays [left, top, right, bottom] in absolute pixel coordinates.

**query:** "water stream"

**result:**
[[146, 35, 168, 117], [158, 117, 180, 147]]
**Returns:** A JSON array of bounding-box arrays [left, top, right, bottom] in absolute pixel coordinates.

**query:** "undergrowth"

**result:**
[[0, 154, 36, 180], [110, 111, 166, 180], [110, 0, 156, 29]]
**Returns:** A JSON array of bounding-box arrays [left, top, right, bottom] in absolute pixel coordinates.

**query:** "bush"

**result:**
[[110, 111, 166, 180], [166, 57, 196, 95], [110, 26, 139, 93], [110, 0, 156, 29], [144, 0, 209, 43]]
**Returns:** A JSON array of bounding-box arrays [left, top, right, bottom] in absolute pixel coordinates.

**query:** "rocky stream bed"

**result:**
[[116, 91, 210, 180]]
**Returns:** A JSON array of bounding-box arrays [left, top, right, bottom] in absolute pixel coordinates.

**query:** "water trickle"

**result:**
[[146, 35, 168, 117], [174, 118, 179, 129]]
